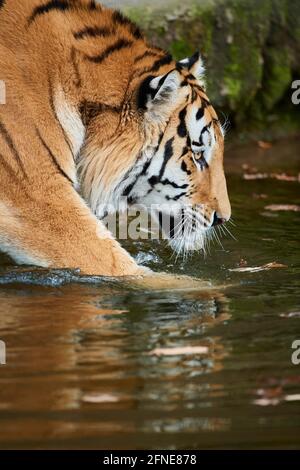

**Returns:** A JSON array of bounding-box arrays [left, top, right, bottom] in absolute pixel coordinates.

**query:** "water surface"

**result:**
[[0, 138, 299, 449]]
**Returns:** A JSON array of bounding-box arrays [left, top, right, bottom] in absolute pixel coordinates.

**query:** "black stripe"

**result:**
[[89, 0, 97, 9], [112, 10, 143, 40], [196, 107, 204, 120], [70, 47, 81, 87], [140, 157, 152, 176], [159, 137, 174, 180], [199, 123, 212, 146], [134, 50, 162, 63], [137, 75, 155, 110], [0, 151, 17, 179], [198, 156, 209, 171], [47, 77, 74, 159], [137, 71, 172, 110], [166, 191, 186, 201], [122, 180, 137, 198], [177, 108, 187, 138], [85, 39, 133, 63], [181, 160, 191, 175], [0, 120, 28, 179], [160, 178, 188, 189], [0, 1, 5, 10], [28, 0, 70, 25], [73, 26, 113, 40], [135, 54, 173, 78], [189, 51, 200, 68], [36, 128, 74, 184]]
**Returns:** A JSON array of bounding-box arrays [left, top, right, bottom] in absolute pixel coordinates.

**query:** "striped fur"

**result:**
[[0, 0, 230, 275]]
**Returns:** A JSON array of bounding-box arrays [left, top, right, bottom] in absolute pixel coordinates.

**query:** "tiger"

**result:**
[[0, 0, 231, 277]]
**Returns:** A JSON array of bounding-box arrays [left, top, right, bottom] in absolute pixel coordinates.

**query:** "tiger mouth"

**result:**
[[156, 208, 209, 254]]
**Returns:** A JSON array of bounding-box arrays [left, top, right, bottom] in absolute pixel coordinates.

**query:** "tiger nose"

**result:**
[[212, 212, 226, 226]]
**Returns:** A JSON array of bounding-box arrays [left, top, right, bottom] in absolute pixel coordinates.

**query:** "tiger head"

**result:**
[[80, 52, 231, 255]]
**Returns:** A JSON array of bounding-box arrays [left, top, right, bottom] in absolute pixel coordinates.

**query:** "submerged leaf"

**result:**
[[149, 346, 209, 356], [229, 262, 287, 273]]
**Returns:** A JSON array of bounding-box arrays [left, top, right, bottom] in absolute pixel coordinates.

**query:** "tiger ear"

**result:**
[[178, 51, 205, 81], [137, 70, 182, 122]]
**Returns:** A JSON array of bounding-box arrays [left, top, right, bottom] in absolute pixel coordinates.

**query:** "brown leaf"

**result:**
[[257, 140, 273, 149]]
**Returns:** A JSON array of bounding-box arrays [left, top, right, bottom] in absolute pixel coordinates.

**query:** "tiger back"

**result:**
[[0, 0, 230, 276]]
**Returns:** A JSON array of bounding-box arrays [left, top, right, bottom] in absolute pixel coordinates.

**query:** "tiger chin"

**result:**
[[0, 0, 231, 277]]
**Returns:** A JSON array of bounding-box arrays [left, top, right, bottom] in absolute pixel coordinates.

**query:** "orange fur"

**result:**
[[0, 0, 230, 275]]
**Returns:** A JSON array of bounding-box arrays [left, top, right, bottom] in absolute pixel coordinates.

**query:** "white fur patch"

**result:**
[[0, 243, 50, 268], [54, 87, 85, 159]]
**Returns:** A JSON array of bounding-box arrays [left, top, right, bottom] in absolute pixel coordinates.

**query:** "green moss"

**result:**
[[121, 0, 300, 138], [170, 39, 194, 60], [262, 48, 292, 110]]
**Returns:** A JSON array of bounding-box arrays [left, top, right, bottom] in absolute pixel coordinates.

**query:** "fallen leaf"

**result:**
[[265, 204, 300, 212], [243, 172, 299, 182], [258, 140, 273, 149], [284, 394, 300, 402], [280, 312, 300, 318], [82, 393, 119, 403], [229, 262, 287, 273], [253, 398, 280, 406], [256, 387, 283, 398], [271, 173, 300, 182], [244, 173, 269, 180], [149, 346, 209, 356]]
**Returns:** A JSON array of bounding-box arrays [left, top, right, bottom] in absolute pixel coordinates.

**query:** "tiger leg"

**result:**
[[0, 185, 144, 277]]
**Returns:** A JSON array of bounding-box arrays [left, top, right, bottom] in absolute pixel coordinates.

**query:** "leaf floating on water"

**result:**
[[244, 172, 269, 180], [264, 204, 300, 212], [280, 311, 300, 318], [229, 262, 287, 273], [244, 172, 300, 182], [254, 393, 300, 405], [284, 394, 300, 402], [253, 398, 280, 406], [257, 140, 273, 150], [149, 346, 209, 356], [273, 173, 300, 182], [82, 393, 119, 403]]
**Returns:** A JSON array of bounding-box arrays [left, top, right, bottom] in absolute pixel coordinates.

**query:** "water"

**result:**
[[0, 138, 299, 449]]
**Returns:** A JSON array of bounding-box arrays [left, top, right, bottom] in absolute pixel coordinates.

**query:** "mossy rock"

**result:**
[[102, 0, 300, 139]]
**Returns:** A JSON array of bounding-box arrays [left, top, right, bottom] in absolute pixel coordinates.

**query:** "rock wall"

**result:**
[[102, 0, 300, 140]]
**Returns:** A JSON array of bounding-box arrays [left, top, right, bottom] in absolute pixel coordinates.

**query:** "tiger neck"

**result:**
[[50, 35, 175, 213]]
